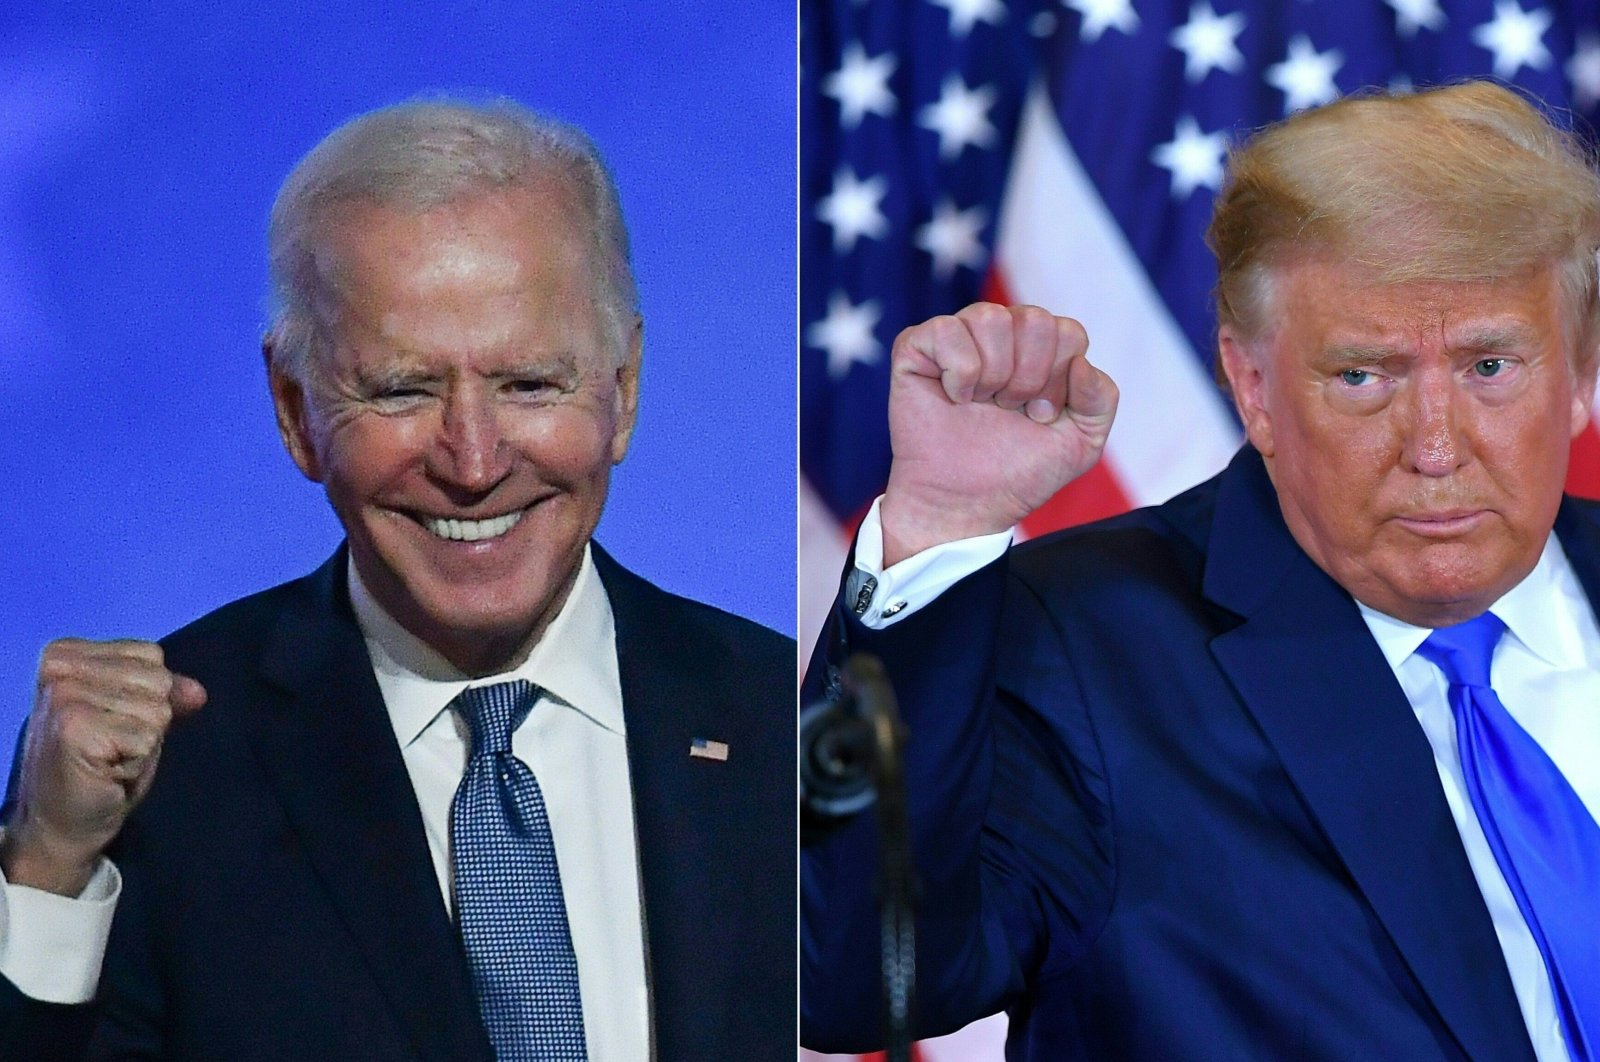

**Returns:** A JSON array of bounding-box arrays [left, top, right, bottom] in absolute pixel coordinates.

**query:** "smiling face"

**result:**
[[1220, 257, 1595, 627], [270, 176, 640, 674]]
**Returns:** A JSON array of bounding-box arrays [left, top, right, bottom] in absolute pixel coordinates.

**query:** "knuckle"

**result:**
[[111, 640, 165, 666], [893, 316, 951, 363], [1056, 316, 1089, 351], [37, 640, 85, 678], [1012, 303, 1054, 330], [963, 306, 1013, 357], [927, 320, 978, 369], [958, 301, 1007, 329], [923, 313, 965, 348], [44, 676, 89, 711], [890, 325, 924, 362], [44, 636, 89, 654], [36, 656, 73, 685]]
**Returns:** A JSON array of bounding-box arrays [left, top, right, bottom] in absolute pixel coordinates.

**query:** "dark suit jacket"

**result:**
[[3, 544, 794, 1061], [802, 446, 1600, 1060]]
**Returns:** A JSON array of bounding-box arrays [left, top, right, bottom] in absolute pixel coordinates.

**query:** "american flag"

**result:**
[[800, 0, 1600, 1058], [689, 737, 731, 761]]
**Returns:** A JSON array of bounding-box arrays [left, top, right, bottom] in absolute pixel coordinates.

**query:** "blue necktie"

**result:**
[[1418, 614, 1600, 1061], [450, 680, 588, 1061]]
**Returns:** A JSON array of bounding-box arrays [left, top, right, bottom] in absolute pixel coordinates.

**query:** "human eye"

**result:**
[[499, 378, 556, 404], [1472, 357, 1507, 378], [1339, 368, 1376, 386], [502, 367, 577, 401], [364, 379, 436, 412]]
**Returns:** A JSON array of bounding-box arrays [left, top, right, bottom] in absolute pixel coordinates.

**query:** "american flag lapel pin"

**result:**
[[689, 737, 729, 762]]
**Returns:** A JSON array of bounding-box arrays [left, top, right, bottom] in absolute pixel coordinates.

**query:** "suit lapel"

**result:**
[[596, 547, 736, 1061], [1205, 450, 1534, 1062], [1555, 496, 1600, 606], [246, 552, 492, 1062]]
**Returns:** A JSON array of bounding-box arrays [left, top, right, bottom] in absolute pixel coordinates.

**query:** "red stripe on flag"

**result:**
[[857, 1047, 925, 1062], [983, 267, 1137, 538], [1568, 421, 1600, 500], [980, 268, 1010, 306]]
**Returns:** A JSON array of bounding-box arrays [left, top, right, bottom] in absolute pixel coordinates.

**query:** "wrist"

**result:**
[[879, 490, 1014, 568], [0, 815, 103, 897]]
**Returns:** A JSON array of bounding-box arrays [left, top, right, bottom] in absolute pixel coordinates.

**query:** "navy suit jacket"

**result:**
[[802, 446, 1600, 1060], [3, 544, 794, 1061]]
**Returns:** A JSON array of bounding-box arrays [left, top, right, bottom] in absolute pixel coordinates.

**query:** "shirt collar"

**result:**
[[348, 545, 626, 748], [1356, 532, 1584, 670]]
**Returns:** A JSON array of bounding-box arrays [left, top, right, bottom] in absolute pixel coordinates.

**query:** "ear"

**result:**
[[1219, 325, 1275, 458], [1570, 345, 1598, 440], [609, 316, 643, 465], [264, 336, 324, 483]]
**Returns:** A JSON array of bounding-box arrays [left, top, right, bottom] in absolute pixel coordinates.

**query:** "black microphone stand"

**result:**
[[800, 654, 916, 1062]]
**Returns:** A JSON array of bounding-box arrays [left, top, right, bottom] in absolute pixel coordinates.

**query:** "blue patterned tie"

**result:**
[[450, 680, 588, 1061], [1417, 614, 1600, 1061]]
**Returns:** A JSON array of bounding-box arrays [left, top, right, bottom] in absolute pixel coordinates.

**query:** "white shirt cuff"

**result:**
[[850, 496, 1014, 629], [0, 845, 120, 1004]]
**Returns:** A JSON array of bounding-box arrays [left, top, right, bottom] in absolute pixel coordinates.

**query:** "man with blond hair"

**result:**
[[803, 81, 1600, 1060], [1, 99, 793, 1061]]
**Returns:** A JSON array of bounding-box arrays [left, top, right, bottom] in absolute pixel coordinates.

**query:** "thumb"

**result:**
[[169, 674, 208, 717], [1064, 354, 1118, 429]]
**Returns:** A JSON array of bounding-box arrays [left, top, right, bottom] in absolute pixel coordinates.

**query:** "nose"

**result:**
[[1402, 366, 1469, 477], [430, 387, 511, 493]]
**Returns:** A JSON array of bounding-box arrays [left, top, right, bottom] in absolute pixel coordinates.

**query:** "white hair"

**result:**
[[266, 97, 638, 378]]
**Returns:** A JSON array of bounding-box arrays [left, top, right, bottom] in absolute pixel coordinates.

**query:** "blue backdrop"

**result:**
[[1, 5, 795, 780]]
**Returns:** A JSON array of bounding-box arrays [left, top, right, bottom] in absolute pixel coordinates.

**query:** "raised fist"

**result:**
[[880, 302, 1118, 565], [1, 639, 206, 896]]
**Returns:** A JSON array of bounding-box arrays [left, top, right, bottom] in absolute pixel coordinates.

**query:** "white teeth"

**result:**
[[422, 509, 524, 542]]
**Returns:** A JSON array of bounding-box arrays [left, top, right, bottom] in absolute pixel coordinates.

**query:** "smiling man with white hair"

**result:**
[[1, 98, 793, 1062]]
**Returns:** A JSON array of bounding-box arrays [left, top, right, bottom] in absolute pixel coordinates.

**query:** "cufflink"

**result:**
[[846, 570, 877, 616]]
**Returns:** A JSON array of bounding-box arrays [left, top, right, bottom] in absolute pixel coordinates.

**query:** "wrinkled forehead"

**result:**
[[318, 180, 592, 291], [298, 190, 619, 379], [1252, 253, 1578, 359]]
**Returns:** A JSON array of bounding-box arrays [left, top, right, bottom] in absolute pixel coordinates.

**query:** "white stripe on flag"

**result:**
[[800, 475, 851, 663], [798, 1014, 1008, 1062], [917, 1014, 1010, 1061]]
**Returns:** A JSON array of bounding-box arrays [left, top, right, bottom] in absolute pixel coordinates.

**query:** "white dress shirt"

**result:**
[[1357, 534, 1600, 1062], [0, 545, 650, 1062], [352, 545, 649, 1062], [850, 502, 1600, 1061]]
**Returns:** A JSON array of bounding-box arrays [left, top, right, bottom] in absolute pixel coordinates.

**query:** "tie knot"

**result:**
[[1416, 612, 1506, 690], [454, 680, 538, 757]]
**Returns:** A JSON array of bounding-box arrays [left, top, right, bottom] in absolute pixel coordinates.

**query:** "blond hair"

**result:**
[[1208, 81, 1600, 368]]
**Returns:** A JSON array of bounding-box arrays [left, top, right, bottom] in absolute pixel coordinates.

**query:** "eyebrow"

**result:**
[[1320, 324, 1542, 368], [1319, 346, 1398, 369], [1452, 324, 1540, 352], [355, 365, 440, 391], [354, 352, 585, 392], [493, 352, 580, 380]]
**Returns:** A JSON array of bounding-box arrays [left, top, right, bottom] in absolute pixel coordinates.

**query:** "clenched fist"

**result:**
[[0, 639, 206, 896], [881, 303, 1118, 565]]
